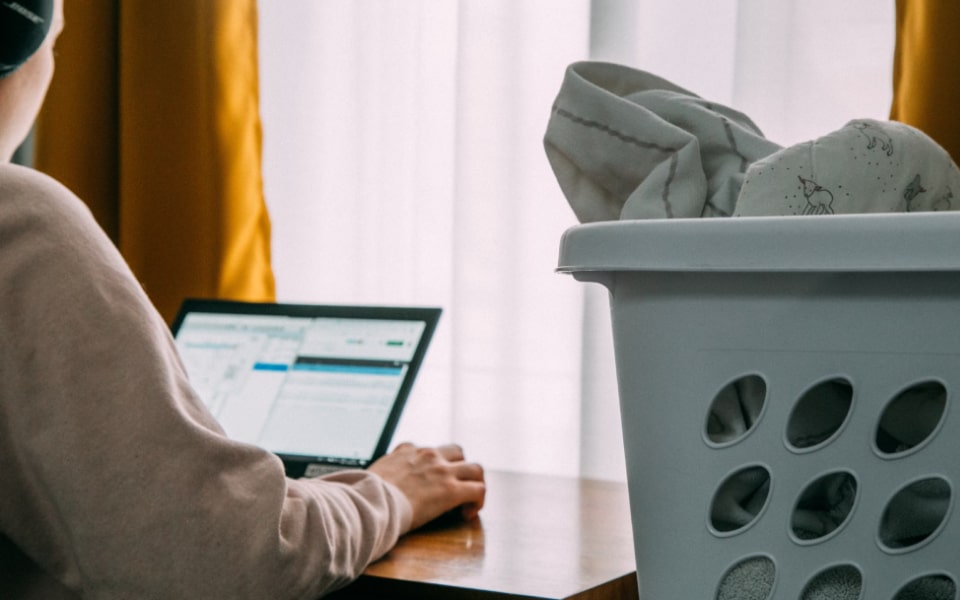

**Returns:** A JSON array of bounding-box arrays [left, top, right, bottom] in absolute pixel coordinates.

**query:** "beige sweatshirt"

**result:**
[[0, 164, 413, 599]]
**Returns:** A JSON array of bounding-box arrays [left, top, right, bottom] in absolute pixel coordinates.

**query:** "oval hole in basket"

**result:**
[[791, 471, 858, 542], [710, 465, 771, 534], [705, 374, 767, 445], [876, 381, 948, 456], [786, 378, 853, 450], [715, 555, 775, 600], [879, 476, 952, 552], [893, 573, 956, 600], [800, 564, 862, 600]]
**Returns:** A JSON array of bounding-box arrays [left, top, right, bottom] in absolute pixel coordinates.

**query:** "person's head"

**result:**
[[0, 0, 64, 162]]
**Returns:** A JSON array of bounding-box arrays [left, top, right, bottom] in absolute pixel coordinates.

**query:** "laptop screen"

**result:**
[[171, 299, 441, 477]]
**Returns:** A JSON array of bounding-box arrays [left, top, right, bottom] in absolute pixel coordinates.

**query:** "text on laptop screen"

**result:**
[[174, 313, 427, 464]]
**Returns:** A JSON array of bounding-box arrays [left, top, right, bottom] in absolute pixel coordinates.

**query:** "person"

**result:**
[[0, 1, 485, 598]]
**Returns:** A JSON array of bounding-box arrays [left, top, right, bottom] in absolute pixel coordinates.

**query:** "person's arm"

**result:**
[[0, 165, 483, 599]]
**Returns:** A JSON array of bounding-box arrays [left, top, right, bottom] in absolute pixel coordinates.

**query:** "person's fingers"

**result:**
[[454, 480, 487, 513], [435, 443, 465, 462], [392, 441, 416, 454], [370, 442, 487, 529], [460, 502, 483, 521], [452, 461, 484, 482]]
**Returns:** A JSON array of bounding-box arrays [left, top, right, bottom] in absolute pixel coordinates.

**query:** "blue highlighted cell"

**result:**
[[292, 364, 401, 376], [253, 362, 290, 372]]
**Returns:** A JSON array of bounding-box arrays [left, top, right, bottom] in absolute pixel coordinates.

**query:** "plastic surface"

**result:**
[[559, 213, 960, 599], [557, 212, 960, 274]]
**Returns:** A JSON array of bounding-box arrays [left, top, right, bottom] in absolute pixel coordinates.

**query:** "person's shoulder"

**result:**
[[0, 163, 97, 228], [0, 163, 115, 273], [0, 163, 78, 205]]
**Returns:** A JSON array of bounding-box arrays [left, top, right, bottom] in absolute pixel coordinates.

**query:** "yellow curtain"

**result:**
[[35, 0, 275, 323], [890, 0, 960, 163]]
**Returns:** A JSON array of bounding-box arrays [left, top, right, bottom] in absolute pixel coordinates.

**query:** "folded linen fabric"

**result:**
[[543, 61, 781, 222]]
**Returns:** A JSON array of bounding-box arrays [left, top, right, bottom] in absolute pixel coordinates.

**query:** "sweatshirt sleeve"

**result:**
[[0, 164, 413, 600]]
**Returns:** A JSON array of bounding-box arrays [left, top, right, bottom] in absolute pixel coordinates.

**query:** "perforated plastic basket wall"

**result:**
[[558, 213, 960, 600]]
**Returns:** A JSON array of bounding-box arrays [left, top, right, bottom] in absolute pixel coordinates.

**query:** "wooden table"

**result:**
[[328, 470, 638, 600]]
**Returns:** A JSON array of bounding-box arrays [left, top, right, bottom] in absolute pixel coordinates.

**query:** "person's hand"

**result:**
[[368, 442, 485, 531]]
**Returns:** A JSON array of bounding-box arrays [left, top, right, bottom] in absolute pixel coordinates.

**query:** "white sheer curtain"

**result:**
[[258, 0, 894, 481]]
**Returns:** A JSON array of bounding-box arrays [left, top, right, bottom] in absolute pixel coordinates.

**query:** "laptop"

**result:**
[[170, 299, 441, 478]]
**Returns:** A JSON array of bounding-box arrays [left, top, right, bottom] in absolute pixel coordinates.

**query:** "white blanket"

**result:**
[[737, 118, 960, 215], [544, 61, 781, 221], [544, 61, 960, 220]]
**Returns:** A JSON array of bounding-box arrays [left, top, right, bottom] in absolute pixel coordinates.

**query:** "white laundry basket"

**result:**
[[558, 212, 960, 600]]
